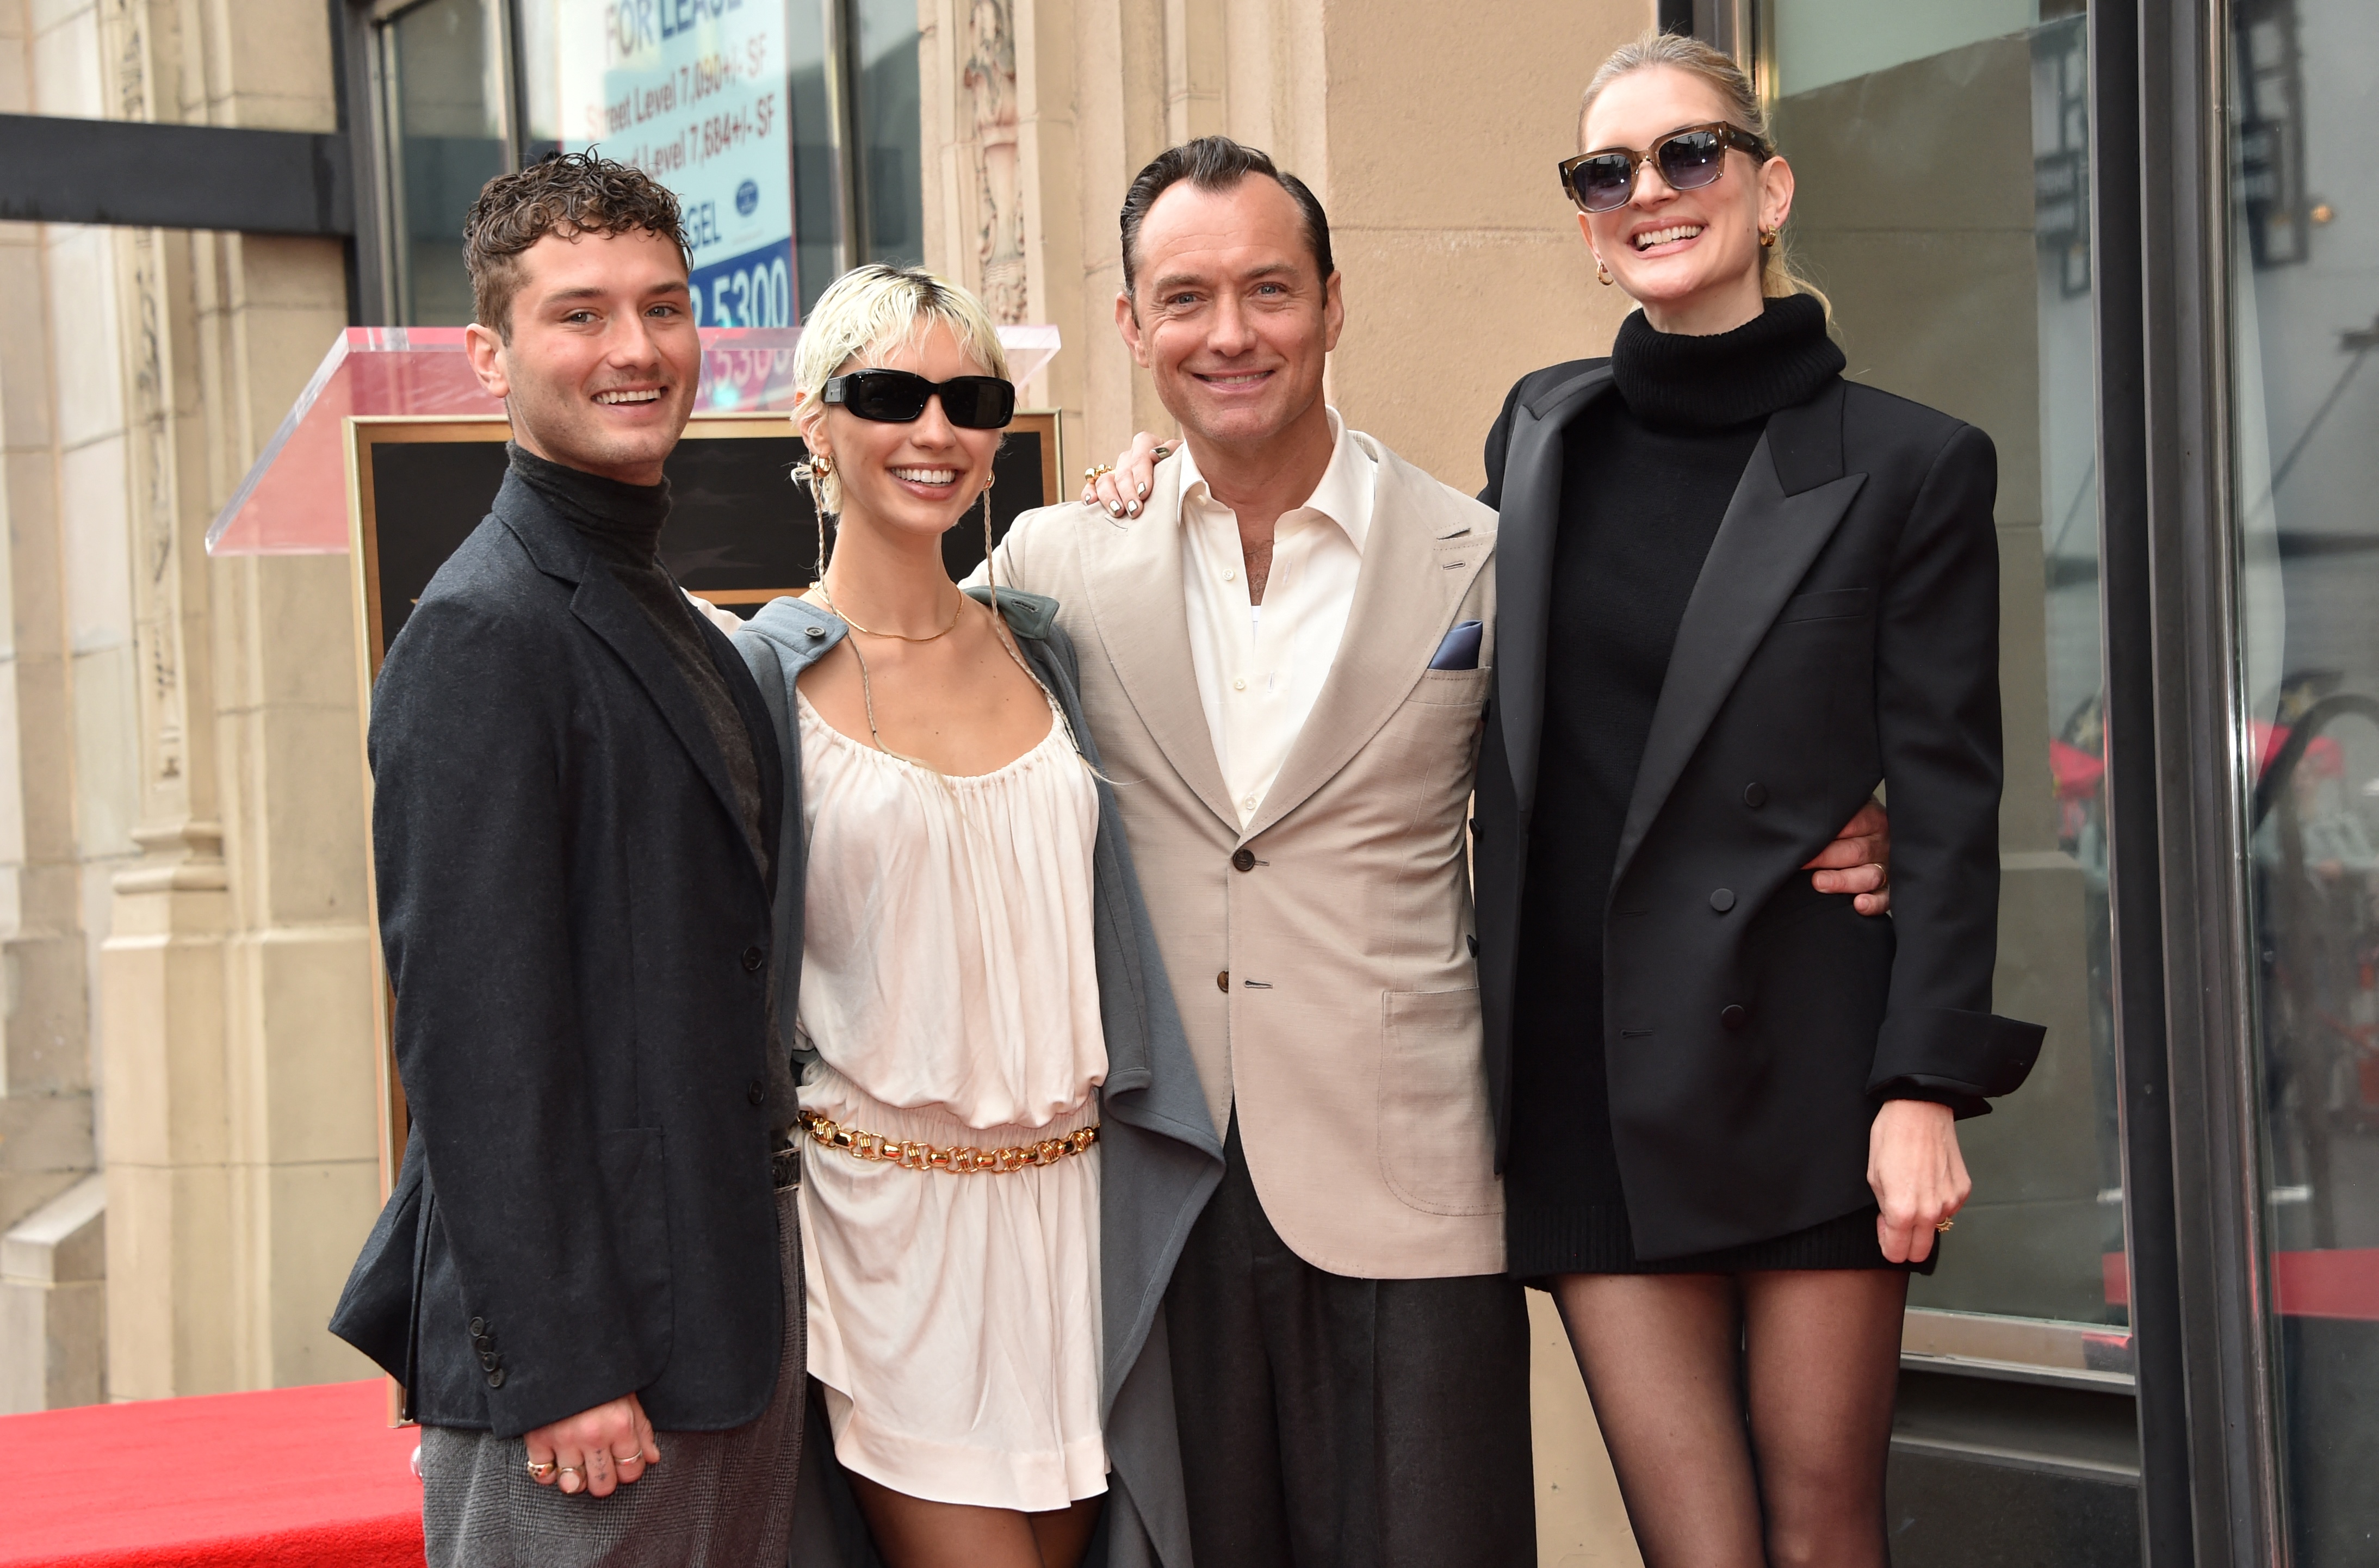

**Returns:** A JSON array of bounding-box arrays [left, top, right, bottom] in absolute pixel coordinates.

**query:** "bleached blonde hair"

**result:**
[[793, 264, 1012, 515], [1578, 30, 1831, 318]]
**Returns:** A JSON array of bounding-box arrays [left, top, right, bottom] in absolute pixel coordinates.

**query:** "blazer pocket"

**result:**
[[1775, 586, 1876, 624], [1377, 987, 1503, 1217], [1411, 666, 1493, 706]]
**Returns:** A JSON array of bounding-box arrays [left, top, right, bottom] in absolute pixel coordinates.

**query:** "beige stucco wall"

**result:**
[[919, 3, 1656, 1560]]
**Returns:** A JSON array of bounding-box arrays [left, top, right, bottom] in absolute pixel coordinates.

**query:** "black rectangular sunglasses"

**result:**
[[1557, 122, 1771, 214], [822, 369, 1017, 429]]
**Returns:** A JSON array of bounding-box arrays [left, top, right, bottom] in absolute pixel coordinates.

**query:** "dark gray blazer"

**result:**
[[1474, 364, 2046, 1259], [736, 588, 1223, 1568], [331, 472, 790, 1437]]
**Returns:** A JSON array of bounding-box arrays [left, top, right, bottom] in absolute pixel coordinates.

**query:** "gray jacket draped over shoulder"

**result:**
[[734, 587, 1223, 1568]]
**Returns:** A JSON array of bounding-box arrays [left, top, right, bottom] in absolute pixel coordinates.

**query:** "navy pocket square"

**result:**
[[1429, 620, 1484, 671]]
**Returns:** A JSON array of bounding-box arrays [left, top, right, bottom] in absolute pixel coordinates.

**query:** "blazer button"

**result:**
[[1743, 782, 1769, 809], [1231, 847, 1256, 872], [741, 945, 765, 972], [1217, 970, 1229, 993], [472, 1332, 493, 1352], [468, 1317, 486, 1338], [1720, 1004, 1749, 1032], [479, 1350, 501, 1372], [747, 1079, 767, 1106], [486, 1367, 506, 1389], [1710, 888, 1737, 913]]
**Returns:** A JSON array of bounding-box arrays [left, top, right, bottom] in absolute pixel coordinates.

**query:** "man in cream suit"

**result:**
[[988, 135, 1528, 1568]]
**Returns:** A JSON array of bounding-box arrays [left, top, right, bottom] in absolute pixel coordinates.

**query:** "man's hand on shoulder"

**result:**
[[524, 1393, 660, 1497], [1806, 797, 1892, 916]]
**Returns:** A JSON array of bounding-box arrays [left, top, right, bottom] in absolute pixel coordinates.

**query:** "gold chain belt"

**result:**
[[795, 1108, 1099, 1174]]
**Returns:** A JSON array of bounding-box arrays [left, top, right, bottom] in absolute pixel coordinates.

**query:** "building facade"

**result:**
[[2, 1, 2374, 1564]]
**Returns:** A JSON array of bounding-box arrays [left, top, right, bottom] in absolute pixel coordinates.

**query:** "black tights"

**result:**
[[1547, 1269, 1906, 1568]]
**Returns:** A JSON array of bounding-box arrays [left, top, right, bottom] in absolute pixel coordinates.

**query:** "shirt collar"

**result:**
[[1176, 406, 1376, 553]]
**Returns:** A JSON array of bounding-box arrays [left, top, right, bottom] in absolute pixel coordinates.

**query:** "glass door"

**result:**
[[2225, 0, 2379, 1558]]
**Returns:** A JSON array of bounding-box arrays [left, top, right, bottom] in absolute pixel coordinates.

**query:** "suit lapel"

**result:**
[[494, 475, 766, 879], [1077, 464, 1241, 832], [702, 613, 782, 883], [571, 568, 760, 872], [1495, 366, 1618, 822], [1607, 433, 1867, 887], [1246, 443, 1484, 839]]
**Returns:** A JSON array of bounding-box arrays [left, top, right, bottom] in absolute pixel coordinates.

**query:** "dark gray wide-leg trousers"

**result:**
[[420, 1185, 807, 1568], [1165, 1118, 1537, 1568]]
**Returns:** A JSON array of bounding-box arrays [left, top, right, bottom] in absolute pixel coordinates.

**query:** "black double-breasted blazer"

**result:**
[[1473, 361, 2045, 1259], [331, 473, 788, 1437]]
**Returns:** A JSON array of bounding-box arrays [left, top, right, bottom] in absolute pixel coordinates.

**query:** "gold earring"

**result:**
[[1596, 258, 1613, 286], [1759, 228, 1778, 249], [796, 451, 834, 582]]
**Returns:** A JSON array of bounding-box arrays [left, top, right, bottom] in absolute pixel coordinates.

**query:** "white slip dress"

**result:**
[[793, 686, 1110, 1513]]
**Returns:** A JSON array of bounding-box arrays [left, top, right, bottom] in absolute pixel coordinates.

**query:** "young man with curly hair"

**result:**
[[332, 152, 806, 1566]]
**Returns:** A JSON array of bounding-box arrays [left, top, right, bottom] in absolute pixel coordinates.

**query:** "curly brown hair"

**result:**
[[462, 151, 692, 340]]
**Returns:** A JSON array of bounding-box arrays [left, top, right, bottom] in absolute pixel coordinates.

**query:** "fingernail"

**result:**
[[1127, 501, 1139, 516], [1109, 503, 1122, 516], [1137, 482, 1148, 498]]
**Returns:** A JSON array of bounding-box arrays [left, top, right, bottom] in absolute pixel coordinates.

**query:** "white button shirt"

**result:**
[[1178, 408, 1377, 829]]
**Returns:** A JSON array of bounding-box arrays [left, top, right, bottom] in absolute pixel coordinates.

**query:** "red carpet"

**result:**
[[0, 1380, 422, 1567]]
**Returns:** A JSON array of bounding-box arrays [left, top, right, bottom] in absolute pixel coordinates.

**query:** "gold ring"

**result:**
[[1083, 464, 1114, 482], [611, 1449, 646, 1466], [525, 1459, 556, 1479], [1935, 1219, 1955, 1232], [556, 1466, 582, 1478]]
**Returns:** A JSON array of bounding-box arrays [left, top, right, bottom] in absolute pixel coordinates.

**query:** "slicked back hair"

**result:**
[[1119, 136, 1334, 300], [463, 150, 692, 340]]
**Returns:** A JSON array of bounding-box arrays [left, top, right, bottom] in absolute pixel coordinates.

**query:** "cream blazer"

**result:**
[[992, 432, 1503, 1279]]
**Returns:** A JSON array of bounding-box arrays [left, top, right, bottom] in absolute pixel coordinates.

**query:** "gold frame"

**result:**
[[345, 410, 1065, 1195]]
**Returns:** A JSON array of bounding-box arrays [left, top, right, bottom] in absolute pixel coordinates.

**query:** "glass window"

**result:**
[[382, 0, 511, 325], [850, 0, 922, 268], [2226, 0, 2379, 1558], [1764, 0, 2125, 1346], [380, 0, 920, 326]]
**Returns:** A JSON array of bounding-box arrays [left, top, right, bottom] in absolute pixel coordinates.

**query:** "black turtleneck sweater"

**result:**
[[1506, 296, 1875, 1275], [509, 444, 766, 869]]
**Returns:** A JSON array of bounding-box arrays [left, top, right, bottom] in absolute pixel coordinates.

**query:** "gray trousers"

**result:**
[[422, 1185, 807, 1568]]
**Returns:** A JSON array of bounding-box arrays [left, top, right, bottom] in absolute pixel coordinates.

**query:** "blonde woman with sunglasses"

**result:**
[[725, 265, 1219, 1568]]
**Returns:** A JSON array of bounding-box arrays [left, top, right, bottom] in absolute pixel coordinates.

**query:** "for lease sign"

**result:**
[[561, 0, 798, 327]]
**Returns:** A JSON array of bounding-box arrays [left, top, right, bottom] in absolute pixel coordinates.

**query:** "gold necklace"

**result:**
[[816, 578, 963, 643]]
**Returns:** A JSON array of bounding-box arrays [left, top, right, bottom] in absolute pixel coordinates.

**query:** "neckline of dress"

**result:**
[[796, 687, 1066, 784]]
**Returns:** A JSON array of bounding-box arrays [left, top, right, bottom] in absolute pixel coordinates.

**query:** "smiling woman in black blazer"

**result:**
[[1470, 32, 2044, 1568]]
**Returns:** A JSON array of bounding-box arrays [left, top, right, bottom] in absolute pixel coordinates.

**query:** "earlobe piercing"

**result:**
[[1596, 258, 1613, 286]]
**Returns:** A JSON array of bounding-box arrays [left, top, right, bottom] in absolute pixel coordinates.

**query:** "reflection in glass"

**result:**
[[384, 0, 510, 325], [786, 0, 840, 316], [2228, 0, 2379, 1558], [851, 0, 922, 268], [1767, 0, 2123, 1334]]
